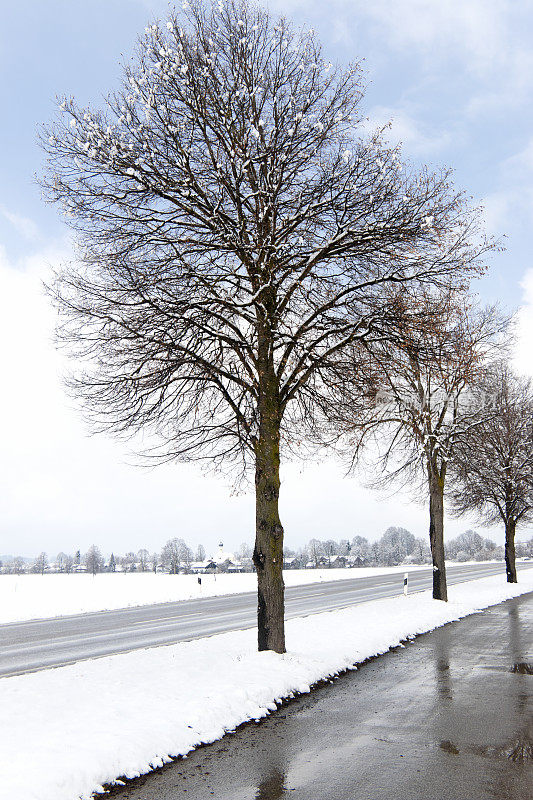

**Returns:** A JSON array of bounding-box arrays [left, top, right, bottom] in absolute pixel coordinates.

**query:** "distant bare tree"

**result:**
[[55, 552, 68, 573], [13, 557, 25, 575], [182, 544, 194, 573], [161, 537, 189, 574], [410, 537, 432, 564], [338, 539, 351, 557], [84, 545, 104, 575], [308, 538, 325, 567], [195, 544, 206, 562], [331, 294, 506, 600], [42, 1, 490, 650], [323, 539, 337, 566], [236, 542, 252, 561], [238, 544, 254, 570], [378, 527, 416, 566], [350, 535, 370, 563], [122, 552, 138, 572], [64, 554, 74, 574], [33, 552, 48, 575], [516, 537, 533, 558], [445, 530, 484, 561], [137, 549, 150, 571], [449, 363, 533, 582]]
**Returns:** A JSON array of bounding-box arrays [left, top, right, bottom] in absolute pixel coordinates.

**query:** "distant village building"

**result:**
[[183, 542, 246, 574], [282, 556, 298, 569], [209, 542, 245, 573]]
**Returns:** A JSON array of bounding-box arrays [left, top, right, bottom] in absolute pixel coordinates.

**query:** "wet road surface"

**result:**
[[107, 592, 533, 800], [1, 562, 528, 678]]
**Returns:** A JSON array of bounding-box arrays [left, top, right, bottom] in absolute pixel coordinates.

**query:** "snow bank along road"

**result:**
[[2, 572, 533, 800], [0, 561, 529, 678]]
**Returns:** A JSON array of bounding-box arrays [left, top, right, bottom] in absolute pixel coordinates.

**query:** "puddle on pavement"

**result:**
[[475, 733, 533, 763], [438, 730, 533, 763], [255, 769, 286, 799], [439, 740, 459, 755], [479, 663, 533, 674]]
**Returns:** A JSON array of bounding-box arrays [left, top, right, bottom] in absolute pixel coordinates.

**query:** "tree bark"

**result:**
[[428, 469, 448, 601], [504, 518, 517, 583], [253, 393, 286, 653]]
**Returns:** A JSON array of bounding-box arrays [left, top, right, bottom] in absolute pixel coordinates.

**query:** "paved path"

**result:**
[[0, 562, 530, 678], [108, 591, 533, 800]]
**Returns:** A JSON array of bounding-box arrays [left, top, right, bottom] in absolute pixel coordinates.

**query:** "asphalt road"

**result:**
[[108, 591, 533, 800], [0, 562, 531, 679]]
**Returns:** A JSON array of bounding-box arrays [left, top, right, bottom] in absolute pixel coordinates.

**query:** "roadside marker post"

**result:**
[[403, 573, 408, 596]]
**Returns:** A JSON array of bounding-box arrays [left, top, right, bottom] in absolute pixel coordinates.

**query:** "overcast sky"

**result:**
[[1, 0, 533, 558]]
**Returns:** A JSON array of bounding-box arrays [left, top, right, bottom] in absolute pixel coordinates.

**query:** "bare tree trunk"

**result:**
[[251, 299, 286, 653], [253, 336, 285, 653], [253, 388, 286, 653], [505, 518, 517, 583], [429, 470, 448, 601]]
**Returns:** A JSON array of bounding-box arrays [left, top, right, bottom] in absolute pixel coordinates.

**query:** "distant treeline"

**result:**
[[2, 527, 531, 576], [286, 528, 532, 569]]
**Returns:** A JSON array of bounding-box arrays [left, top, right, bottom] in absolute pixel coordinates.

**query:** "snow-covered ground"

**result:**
[[0, 564, 438, 624], [1, 569, 532, 800]]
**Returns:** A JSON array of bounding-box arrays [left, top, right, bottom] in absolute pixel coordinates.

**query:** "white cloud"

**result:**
[[514, 268, 533, 379], [268, 0, 533, 118], [363, 105, 453, 156], [503, 137, 533, 173], [466, 46, 533, 115], [481, 137, 533, 233], [374, 1, 533, 116], [270, 0, 513, 69], [330, 17, 352, 46], [0, 206, 39, 241], [357, 0, 506, 69], [357, 0, 533, 116], [481, 188, 524, 235]]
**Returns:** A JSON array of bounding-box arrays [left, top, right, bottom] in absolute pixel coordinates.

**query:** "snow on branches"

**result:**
[[40, 0, 492, 468]]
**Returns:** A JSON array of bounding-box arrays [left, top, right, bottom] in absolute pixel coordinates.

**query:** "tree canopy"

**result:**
[[41, 0, 494, 648], [41, 0, 490, 471]]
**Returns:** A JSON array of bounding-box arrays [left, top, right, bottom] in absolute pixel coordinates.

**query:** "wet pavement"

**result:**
[[107, 592, 533, 800]]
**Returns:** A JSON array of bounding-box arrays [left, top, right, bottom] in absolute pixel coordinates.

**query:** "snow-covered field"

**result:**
[[1, 569, 532, 800], [0, 565, 437, 624]]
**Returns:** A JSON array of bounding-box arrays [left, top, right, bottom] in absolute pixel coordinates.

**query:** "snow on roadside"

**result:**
[[1, 569, 532, 800], [0, 564, 438, 624]]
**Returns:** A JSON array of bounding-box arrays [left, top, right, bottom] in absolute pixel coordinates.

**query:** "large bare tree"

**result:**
[[449, 363, 533, 583], [328, 294, 505, 600], [41, 0, 490, 650]]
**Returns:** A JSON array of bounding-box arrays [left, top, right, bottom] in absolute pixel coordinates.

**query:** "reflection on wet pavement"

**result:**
[[432, 623, 454, 702], [439, 739, 460, 755], [488, 730, 533, 763], [510, 663, 533, 674], [255, 768, 286, 799], [440, 727, 533, 763]]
